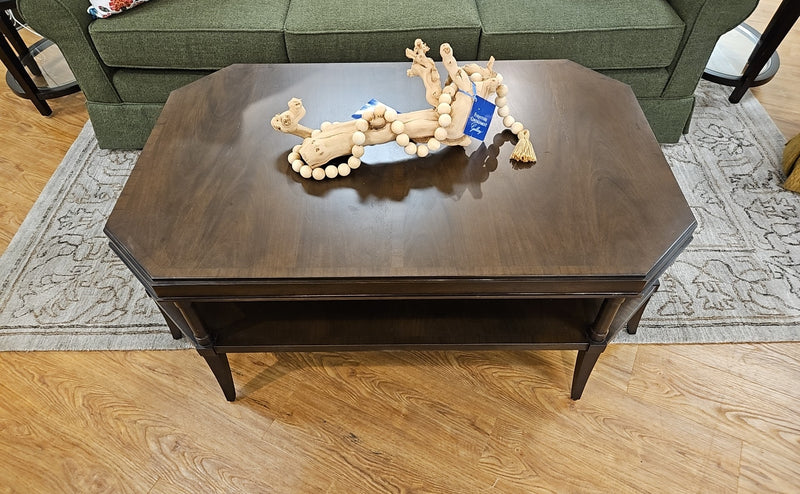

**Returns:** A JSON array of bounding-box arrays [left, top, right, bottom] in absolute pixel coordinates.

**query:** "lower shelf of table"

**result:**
[[190, 297, 605, 353]]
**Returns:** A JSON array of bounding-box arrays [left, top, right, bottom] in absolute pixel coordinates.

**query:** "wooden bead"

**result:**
[[495, 96, 507, 108], [325, 164, 338, 179], [443, 85, 456, 97], [348, 156, 361, 169], [351, 145, 364, 158], [374, 104, 386, 117], [384, 108, 398, 122], [438, 114, 452, 128], [470, 72, 483, 82], [320, 121, 332, 131], [338, 163, 351, 176], [291, 159, 304, 173], [311, 129, 321, 137], [288, 152, 300, 163], [391, 120, 405, 134], [362, 109, 374, 121], [438, 93, 452, 105], [312, 167, 326, 180], [371, 117, 386, 128], [396, 133, 410, 146], [404, 143, 417, 155], [352, 131, 366, 145], [427, 138, 441, 151], [355, 118, 369, 132], [417, 145, 429, 158], [437, 102, 451, 115], [299, 165, 313, 179], [503, 115, 515, 128], [497, 106, 510, 117], [434, 127, 448, 141], [496, 84, 508, 97], [511, 122, 524, 135], [292, 144, 302, 153]]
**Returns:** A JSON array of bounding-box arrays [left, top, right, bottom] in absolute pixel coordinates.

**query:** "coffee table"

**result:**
[[105, 60, 696, 401]]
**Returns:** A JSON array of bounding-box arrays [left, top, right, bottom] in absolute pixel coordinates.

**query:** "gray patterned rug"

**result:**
[[0, 81, 798, 350]]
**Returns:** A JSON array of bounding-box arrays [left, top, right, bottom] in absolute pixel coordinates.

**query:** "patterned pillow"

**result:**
[[88, 0, 150, 19]]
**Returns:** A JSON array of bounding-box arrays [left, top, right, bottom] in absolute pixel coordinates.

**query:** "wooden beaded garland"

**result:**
[[271, 39, 537, 180]]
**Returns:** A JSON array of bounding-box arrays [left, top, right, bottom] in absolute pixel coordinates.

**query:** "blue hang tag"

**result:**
[[463, 95, 495, 141]]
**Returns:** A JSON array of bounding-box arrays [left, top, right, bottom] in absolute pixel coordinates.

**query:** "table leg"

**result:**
[[0, 12, 51, 115], [172, 301, 237, 401], [571, 342, 606, 400], [197, 349, 236, 402], [626, 280, 660, 335], [729, 0, 800, 103], [155, 304, 185, 340]]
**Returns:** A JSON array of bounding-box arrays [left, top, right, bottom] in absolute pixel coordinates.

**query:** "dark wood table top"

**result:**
[[105, 60, 695, 300]]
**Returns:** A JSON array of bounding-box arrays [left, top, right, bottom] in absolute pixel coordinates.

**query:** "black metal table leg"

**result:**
[[729, 0, 800, 103]]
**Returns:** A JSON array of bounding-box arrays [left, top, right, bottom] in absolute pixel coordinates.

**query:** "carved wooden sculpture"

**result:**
[[271, 39, 536, 180]]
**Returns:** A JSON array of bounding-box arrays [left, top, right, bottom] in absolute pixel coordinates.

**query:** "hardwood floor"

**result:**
[[1, 3, 799, 491]]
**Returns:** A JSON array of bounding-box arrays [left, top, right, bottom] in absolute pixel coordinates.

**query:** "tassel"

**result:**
[[783, 133, 800, 193], [511, 129, 536, 163]]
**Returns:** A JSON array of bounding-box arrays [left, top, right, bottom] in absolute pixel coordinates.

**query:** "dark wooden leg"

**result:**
[[198, 349, 236, 402], [156, 305, 184, 340], [627, 280, 660, 335], [1, 10, 42, 76], [173, 302, 237, 401], [571, 342, 606, 400], [0, 13, 50, 115], [729, 0, 800, 103]]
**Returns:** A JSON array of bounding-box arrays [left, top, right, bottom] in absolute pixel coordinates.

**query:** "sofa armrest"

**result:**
[[663, 0, 758, 97], [18, 0, 120, 103]]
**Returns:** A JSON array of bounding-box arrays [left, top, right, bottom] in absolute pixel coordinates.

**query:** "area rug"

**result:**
[[1, 81, 798, 350]]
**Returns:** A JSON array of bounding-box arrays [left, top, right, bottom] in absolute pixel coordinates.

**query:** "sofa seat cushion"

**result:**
[[88, 0, 291, 69], [284, 0, 482, 62], [476, 0, 685, 70]]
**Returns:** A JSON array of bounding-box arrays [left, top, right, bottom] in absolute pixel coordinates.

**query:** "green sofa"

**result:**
[[19, 0, 758, 149]]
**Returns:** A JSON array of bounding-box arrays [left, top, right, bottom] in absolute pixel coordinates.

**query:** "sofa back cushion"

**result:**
[[284, 0, 482, 62], [88, 0, 291, 69], [476, 0, 685, 70]]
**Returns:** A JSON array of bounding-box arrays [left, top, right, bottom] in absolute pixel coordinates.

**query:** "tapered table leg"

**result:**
[[571, 342, 606, 400], [198, 349, 236, 401]]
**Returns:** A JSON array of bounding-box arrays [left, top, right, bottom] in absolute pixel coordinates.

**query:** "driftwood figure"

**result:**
[[272, 39, 536, 180]]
